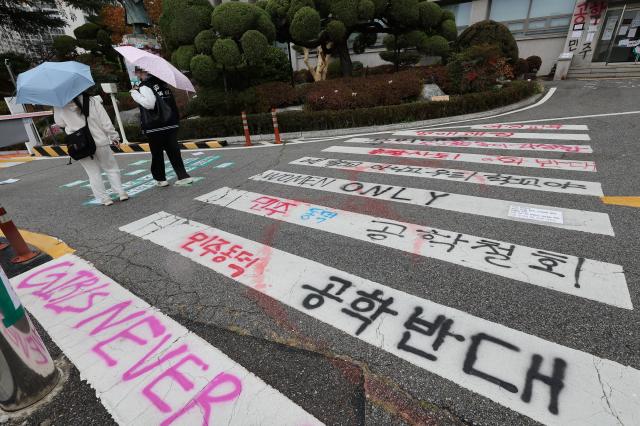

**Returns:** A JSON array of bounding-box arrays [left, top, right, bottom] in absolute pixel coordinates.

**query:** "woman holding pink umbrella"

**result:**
[[115, 46, 195, 187]]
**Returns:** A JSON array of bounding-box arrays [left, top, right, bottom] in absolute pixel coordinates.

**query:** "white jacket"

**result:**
[[53, 96, 120, 147]]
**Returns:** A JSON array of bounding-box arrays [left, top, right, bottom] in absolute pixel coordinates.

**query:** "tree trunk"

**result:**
[[336, 41, 353, 77]]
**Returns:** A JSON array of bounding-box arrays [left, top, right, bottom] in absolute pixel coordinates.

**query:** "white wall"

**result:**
[[516, 37, 566, 75]]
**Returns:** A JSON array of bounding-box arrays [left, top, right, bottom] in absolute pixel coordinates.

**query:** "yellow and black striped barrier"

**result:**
[[33, 139, 227, 157]]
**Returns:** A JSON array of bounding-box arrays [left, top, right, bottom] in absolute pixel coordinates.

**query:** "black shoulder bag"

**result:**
[[66, 94, 97, 162], [141, 86, 173, 130]]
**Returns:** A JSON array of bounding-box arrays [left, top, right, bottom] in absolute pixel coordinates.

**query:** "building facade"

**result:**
[[0, 0, 87, 60], [438, 0, 640, 78]]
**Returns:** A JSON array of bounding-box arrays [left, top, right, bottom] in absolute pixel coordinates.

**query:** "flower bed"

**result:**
[[123, 81, 540, 140]]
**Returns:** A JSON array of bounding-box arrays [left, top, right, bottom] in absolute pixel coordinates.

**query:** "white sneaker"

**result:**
[[119, 193, 129, 201], [156, 181, 169, 187], [174, 177, 194, 186], [102, 200, 114, 206]]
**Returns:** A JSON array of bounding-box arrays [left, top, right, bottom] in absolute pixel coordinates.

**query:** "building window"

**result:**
[[489, 0, 575, 37], [442, 2, 472, 29]]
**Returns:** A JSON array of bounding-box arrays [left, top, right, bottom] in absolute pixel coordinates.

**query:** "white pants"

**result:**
[[79, 145, 125, 203]]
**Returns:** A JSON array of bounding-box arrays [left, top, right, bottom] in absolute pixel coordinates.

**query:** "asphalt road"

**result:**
[[1, 79, 639, 426]]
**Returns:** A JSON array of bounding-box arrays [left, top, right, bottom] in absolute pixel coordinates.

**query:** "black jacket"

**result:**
[[139, 76, 179, 133]]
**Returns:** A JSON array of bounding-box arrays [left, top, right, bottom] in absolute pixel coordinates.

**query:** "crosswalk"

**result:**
[[109, 123, 640, 424]]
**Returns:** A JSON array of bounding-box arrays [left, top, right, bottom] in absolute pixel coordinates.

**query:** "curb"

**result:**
[[0, 229, 74, 259], [223, 88, 547, 144], [33, 139, 228, 157]]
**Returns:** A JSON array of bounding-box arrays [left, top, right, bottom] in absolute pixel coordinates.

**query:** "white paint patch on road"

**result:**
[[60, 180, 87, 188], [394, 130, 591, 141], [290, 157, 604, 197], [249, 170, 613, 236], [121, 211, 640, 426], [124, 169, 146, 176], [11, 255, 322, 426], [196, 188, 629, 309], [470, 124, 589, 131], [345, 138, 593, 154], [324, 146, 598, 172]]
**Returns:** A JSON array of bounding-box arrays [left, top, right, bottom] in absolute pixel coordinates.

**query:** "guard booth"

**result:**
[[563, 1, 640, 78]]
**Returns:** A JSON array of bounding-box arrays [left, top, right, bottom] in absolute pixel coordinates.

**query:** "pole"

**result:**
[[109, 93, 130, 144], [0, 207, 39, 264], [271, 108, 281, 144], [287, 42, 295, 87], [4, 59, 16, 89], [0, 264, 59, 411], [241, 111, 252, 146]]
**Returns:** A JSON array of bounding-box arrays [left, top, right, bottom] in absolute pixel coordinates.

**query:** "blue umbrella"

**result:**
[[15, 61, 95, 107]]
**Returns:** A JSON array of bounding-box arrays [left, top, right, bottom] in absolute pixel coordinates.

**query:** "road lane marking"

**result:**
[[290, 157, 604, 197], [601, 197, 640, 208], [121, 211, 640, 426], [323, 146, 597, 172], [11, 255, 322, 426], [195, 188, 629, 309], [60, 180, 87, 188], [394, 131, 590, 141], [345, 138, 593, 154], [470, 124, 588, 131], [125, 169, 146, 176], [83, 156, 219, 205], [249, 170, 614, 236]]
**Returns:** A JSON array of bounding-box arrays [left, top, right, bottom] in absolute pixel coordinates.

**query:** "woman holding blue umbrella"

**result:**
[[17, 62, 128, 206], [54, 92, 129, 206]]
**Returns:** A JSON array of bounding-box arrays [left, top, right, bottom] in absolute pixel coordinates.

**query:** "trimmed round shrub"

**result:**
[[440, 19, 458, 41], [73, 22, 100, 40], [404, 30, 428, 48], [387, 0, 419, 26], [290, 7, 321, 44], [514, 58, 529, 76], [442, 10, 456, 22], [241, 30, 269, 65], [353, 32, 377, 54], [326, 20, 346, 41], [327, 59, 342, 79], [265, 0, 290, 19], [195, 29, 217, 54], [53, 35, 77, 58], [287, 0, 315, 23], [96, 29, 111, 46], [418, 1, 443, 29], [526, 55, 542, 72], [255, 9, 277, 42], [371, 0, 388, 16], [212, 2, 257, 39], [420, 35, 450, 57], [172, 45, 196, 71], [457, 20, 519, 63], [212, 38, 242, 68], [190, 54, 219, 85], [331, 0, 359, 28], [171, 5, 213, 45], [358, 0, 375, 20]]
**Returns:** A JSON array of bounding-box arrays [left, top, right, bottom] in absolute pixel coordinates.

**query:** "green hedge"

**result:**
[[124, 81, 540, 140]]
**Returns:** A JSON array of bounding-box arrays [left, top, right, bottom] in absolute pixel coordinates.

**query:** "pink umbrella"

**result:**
[[114, 46, 196, 92]]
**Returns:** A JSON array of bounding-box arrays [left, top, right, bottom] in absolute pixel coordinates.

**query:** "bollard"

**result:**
[[241, 111, 252, 146], [0, 264, 59, 411], [0, 208, 39, 264], [271, 108, 282, 145]]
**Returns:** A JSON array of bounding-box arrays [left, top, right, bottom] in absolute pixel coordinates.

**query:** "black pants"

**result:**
[[147, 128, 189, 181]]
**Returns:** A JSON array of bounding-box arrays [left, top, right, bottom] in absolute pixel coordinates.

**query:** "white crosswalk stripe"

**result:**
[[344, 137, 594, 153], [470, 124, 589, 131], [323, 146, 598, 171], [11, 255, 322, 426], [195, 187, 629, 308], [249, 170, 614, 235], [394, 130, 591, 141], [289, 157, 604, 196]]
